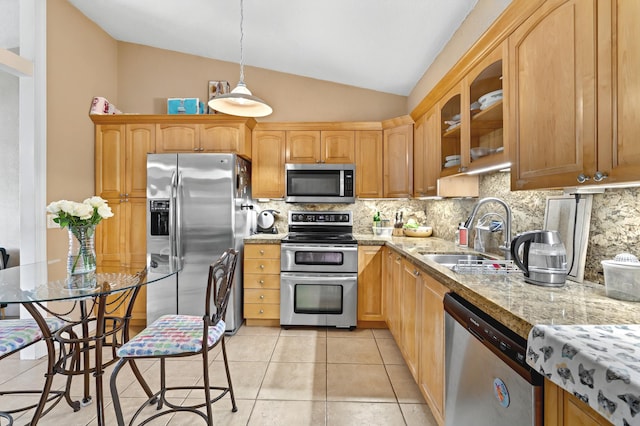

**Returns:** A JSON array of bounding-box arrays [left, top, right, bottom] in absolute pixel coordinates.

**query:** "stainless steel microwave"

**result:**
[[285, 163, 355, 203]]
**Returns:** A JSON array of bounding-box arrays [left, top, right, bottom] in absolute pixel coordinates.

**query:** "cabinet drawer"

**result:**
[[245, 244, 280, 259], [244, 258, 280, 274], [244, 303, 280, 319], [245, 289, 280, 304], [244, 273, 280, 289]]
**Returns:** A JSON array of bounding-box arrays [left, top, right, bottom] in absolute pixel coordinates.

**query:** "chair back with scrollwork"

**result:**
[[204, 249, 238, 327]]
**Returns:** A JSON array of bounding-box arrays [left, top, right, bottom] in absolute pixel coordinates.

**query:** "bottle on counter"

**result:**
[[458, 222, 468, 247], [373, 211, 381, 227]]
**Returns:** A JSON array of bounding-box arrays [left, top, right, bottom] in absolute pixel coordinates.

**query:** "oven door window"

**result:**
[[294, 251, 344, 266], [287, 170, 341, 196], [294, 284, 343, 314]]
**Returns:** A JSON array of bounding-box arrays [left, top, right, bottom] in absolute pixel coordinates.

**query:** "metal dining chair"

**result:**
[[0, 316, 75, 423], [110, 248, 239, 425]]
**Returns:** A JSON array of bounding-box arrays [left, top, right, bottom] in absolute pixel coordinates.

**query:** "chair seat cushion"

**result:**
[[116, 315, 226, 358], [0, 317, 66, 356]]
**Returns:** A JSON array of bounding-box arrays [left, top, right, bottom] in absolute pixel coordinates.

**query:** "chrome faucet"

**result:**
[[464, 197, 512, 259]]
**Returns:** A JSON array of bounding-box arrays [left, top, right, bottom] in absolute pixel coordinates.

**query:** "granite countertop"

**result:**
[[246, 233, 640, 338], [373, 235, 640, 339]]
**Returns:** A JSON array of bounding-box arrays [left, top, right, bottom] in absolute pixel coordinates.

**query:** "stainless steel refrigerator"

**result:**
[[146, 153, 251, 333]]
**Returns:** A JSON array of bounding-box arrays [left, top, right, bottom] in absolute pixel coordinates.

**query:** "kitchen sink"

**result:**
[[422, 253, 489, 268]]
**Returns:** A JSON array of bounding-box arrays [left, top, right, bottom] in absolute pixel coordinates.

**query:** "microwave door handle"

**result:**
[[339, 170, 344, 196], [169, 171, 177, 259]]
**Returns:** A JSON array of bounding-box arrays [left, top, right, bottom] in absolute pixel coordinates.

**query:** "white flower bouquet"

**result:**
[[47, 196, 114, 282], [46, 196, 114, 229]]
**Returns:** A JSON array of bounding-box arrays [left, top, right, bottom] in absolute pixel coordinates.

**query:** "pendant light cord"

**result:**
[[239, 0, 245, 84]]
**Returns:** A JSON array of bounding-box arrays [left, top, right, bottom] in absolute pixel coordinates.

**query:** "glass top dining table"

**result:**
[[0, 257, 181, 425], [0, 257, 180, 304]]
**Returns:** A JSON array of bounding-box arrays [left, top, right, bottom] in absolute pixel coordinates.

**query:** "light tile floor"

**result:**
[[1, 325, 439, 425]]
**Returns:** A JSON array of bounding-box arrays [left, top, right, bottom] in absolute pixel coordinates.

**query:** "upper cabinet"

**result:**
[[414, 107, 441, 197], [596, 0, 640, 184], [383, 117, 414, 198], [508, 0, 597, 190], [438, 86, 464, 178], [156, 120, 253, 159], [355, 130, 384, 198], [465, 43, 507, 173], [252, 130, 286, 199], [285, 130, 355, 164]]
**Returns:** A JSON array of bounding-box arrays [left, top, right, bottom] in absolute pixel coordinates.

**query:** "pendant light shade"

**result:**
[[208, 0, 272, 117]]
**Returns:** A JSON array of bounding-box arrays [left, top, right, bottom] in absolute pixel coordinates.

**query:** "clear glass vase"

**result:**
[[67, 224, 97, 289]]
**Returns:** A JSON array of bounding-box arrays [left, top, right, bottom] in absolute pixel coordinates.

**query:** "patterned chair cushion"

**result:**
[[0, 317, 66, 357], [116, 315, 226, 358]]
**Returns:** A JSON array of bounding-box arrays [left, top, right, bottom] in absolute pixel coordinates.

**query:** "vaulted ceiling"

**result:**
[[67, 0, 495, 96]]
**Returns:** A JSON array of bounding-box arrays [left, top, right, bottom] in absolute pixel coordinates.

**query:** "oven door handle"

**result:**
[[281, 272, 358, 282], [281, 245, 358, 252]]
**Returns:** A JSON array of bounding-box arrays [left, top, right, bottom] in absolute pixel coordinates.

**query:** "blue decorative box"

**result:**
[[167, 98, 201, 114]]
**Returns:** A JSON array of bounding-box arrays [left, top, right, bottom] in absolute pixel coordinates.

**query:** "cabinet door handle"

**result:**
[[594, 171, 608, 182], [259, 279, 265, 285], [259, 249, 265, 255], [577, 173, 590, 183], [259, 309, 264, 314], [414, 269, 420, 276], [259, 264, 265, 269], [260, 295, 264, 299], [193, 148, 198, 152]]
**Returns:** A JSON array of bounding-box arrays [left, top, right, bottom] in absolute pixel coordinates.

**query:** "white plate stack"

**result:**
[[444, 154, 461, 168]]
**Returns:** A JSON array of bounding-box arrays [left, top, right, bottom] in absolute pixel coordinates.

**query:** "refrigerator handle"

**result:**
[[176, 171, 183, 260], [169, 171, 177, 259]]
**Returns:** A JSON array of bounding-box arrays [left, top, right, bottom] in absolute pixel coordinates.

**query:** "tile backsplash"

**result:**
[[254, 171, 640, 284]]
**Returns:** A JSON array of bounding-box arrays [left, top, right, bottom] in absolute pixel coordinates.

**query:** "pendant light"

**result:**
[[208, 0, 272, 117]]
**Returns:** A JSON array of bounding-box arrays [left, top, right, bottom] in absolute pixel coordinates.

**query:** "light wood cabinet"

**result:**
[[355, 131, 383, 198], [252, 130, 286, 199], [401, 259, 422, 380], [285, 130, 320, 163], [357, 245, 384, 322], [413, 107, 440, 197], [465, 42, 508, 173], [382, 118, 414, 198], [439, 85, 464, 178], [95, 123, 154, 271], [384, 248, 404, 341], [508, 0, 597, 190], [244, 244, 281, 325], [94, 122, 152, 326], [545, 379, 610, 425], [155, 120, 253, 158], [321, 131, 356, 163], [596, 0, 640, 185], [419, 274, 448, 426], [95, 123, 155, 200], [285, 130, 355, 164]]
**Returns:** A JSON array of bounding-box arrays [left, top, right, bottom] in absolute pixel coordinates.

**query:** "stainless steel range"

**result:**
[[280, 211, 358, 329]]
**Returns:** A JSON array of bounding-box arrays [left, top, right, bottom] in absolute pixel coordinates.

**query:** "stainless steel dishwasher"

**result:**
[[444, 293, 543, 426]]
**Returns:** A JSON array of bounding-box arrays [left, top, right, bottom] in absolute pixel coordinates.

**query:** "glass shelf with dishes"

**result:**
[[466, 44, 507, 171], [439, 89, 462, 177]]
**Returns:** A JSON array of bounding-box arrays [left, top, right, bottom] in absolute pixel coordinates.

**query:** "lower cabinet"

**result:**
[[401, 259, 422, 380], [357, 245, 385, 322], [244, 244, 281, 325], [418, 273, 448, 425], [383, 248, 447, 426], [545, 380, 611, 426]]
